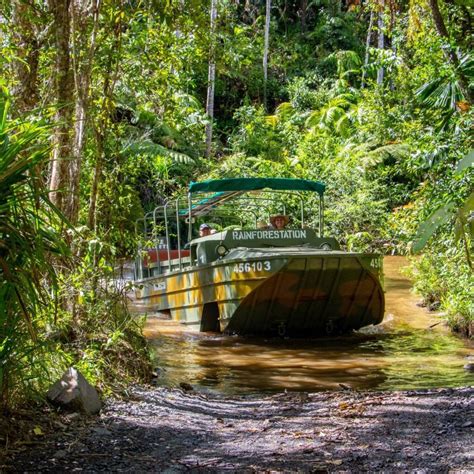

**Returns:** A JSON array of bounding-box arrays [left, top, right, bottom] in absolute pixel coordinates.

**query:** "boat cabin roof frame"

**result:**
[[186, 177, 325, 240], [135, 178, 325, 277]]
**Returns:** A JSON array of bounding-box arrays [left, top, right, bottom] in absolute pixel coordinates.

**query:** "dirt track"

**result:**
[[3, 385, 473, 472]]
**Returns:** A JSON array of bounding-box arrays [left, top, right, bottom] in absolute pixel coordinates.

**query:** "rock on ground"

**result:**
[[3, 386, 473, 472], [46, 367, 102, 415]]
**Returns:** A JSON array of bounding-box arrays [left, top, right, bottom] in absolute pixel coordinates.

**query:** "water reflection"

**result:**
[[143, 257, 473, 394]]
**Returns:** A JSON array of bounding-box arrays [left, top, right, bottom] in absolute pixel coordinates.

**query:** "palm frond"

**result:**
[[265, 115, 279, 127], [416, 52, 473, 109], [122, 138, 194, 164], [305, 110, 321, 128], [275, 102, 295, 118], [361, 143, 411, 168]]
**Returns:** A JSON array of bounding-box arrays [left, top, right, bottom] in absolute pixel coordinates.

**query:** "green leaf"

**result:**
[[413, 203, 457, 253], [456, 150, 474, 173], [461, 191, 474, 215]]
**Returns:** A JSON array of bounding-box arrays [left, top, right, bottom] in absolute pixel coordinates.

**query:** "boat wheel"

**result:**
[[325, 320, 335, 336], [277, 322, 287, 337]]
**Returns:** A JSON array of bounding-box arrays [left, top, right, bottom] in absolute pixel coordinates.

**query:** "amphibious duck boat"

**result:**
[[134, 178, 384, 336]]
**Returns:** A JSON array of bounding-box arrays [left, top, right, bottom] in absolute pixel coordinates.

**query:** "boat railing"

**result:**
[[134, 187, 322, 280], [136, 194, 200, 279]]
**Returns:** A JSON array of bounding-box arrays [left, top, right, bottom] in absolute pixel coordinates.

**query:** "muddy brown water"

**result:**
[[141, 256, 473, 394]]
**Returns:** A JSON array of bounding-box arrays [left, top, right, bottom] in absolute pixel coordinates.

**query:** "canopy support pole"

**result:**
[[187, 192, 192, 242], [319, 195, 324, 237], [164, 204, 171, 269], [300, 198, 304, 228], [152, 206, 162, 274], [175, 199, 182, 270]]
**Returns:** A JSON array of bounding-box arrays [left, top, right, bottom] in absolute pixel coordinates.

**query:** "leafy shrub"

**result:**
[[0, 90, 69, 409], [409, 246, 473, 337]]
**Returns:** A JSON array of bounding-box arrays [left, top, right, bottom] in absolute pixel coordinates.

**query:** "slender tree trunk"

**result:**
[[376, 0, 384, 86], [389, 1, 397, 92], [361, 8, 374, 89], [67, 0, 101, 224], [48, 0, 74, 218], [11, 0, 40, 114], [427, 0, 473, 103], [300, 0, 307, 32], [263, 0, 271, 111], [88, 4, 122, 230], [205, 0, 217, 159]]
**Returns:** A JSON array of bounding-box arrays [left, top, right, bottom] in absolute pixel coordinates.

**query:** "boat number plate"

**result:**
[[153, 281, 166, 291], [233, 261, 271, 273], [369, 259, 381, 269]]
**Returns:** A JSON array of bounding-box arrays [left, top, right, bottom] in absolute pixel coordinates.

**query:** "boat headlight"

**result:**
[[321, 242, 332, 250], [216, 244, 228, 257]]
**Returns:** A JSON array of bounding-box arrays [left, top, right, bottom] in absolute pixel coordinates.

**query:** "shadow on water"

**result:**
[[143, 257, 473, 394]]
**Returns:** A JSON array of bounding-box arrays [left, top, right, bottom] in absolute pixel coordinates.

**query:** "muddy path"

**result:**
[[4, 386, 473, 472]]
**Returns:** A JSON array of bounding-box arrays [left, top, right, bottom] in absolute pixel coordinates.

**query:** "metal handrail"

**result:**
[[134, 187, 323, 279]]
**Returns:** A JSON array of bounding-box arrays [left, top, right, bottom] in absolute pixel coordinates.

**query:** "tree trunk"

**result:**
[[48, 0, 74, 218], [205, 0, 217, 159], [300, 0, 307, 32], [11, 0, 40, 115], [376, 0, 384, 86], [263, 0, 271, 111], [427, 0, 472, 103], [67, 0, 101, 225], [361, 8, 374, 89], [88, 4, 122, 231]]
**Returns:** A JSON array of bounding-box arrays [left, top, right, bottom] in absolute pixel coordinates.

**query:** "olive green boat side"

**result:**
[[223, 251, 384, 336]]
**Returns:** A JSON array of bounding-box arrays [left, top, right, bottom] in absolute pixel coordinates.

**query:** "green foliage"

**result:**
[[416, 52, 473, 110], [0, 88, 152, 409], [0, 90, 68, 408], [410, 247, 473, 337], [413, 149, 473, 266], [48, 228, 152, 393], [1, 0, 474, 414]]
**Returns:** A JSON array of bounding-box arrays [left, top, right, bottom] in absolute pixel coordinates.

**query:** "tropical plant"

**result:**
[[413, 150, 474, 269], [0, 89, 68, 409]]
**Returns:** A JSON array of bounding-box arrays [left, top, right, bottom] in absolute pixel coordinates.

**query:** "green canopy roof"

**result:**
[[189, 178, 325, 195]]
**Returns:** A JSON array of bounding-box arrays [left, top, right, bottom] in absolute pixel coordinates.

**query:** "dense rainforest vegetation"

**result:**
[[0, 0, 472, 410]]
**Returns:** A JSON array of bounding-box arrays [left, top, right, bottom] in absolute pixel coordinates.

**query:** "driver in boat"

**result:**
[[199, 223, 212, 237], [270, 214, 289, 230]]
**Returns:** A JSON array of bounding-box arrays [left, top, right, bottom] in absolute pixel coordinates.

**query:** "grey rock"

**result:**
[[463, 363, 474, 372], [47, 367, 102, 414]]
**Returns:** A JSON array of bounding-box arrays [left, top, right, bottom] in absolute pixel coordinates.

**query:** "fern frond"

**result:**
[[265, 115, 279, 127], [275, 102, 295, 118], [122, 139, 194, 164]]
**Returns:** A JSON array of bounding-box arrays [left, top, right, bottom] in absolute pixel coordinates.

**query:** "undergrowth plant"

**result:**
[[0, 89, 68, 410], [50, 227, 152, 394], [0, 89, 152, 411]]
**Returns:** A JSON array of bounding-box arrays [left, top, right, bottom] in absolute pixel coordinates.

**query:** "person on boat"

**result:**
[[199, 223, 212, 237], [270, 215, 289, 230]]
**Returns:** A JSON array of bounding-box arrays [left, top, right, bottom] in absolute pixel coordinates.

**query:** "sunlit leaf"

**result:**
[[265, 115, 278, 127], [413, 203, 457, 253], [456, 150, 474, 173]]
